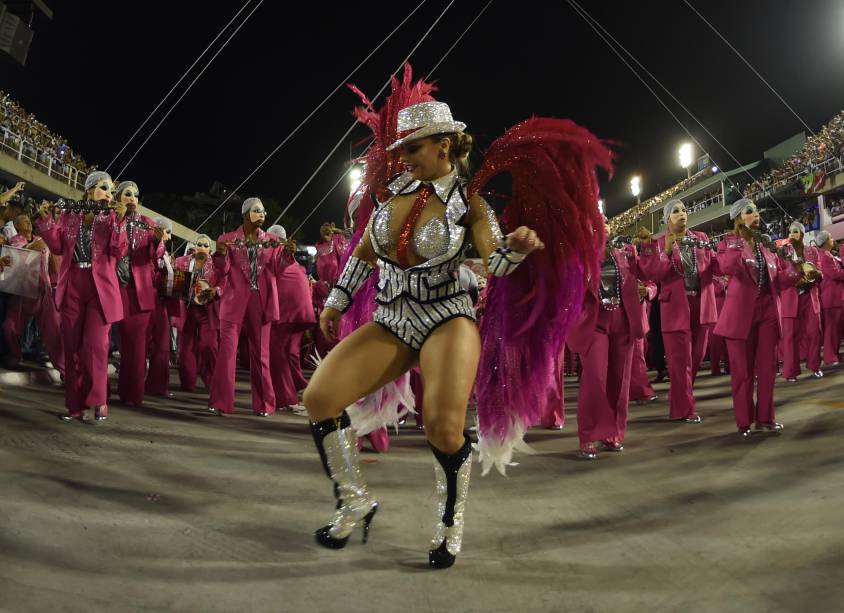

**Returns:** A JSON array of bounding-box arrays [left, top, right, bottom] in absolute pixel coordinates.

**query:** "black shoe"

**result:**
[[207, 407, 221, 416], [428, 436, 473, 570], [429, 541, 456, 569], [315, 502, 378, 549]]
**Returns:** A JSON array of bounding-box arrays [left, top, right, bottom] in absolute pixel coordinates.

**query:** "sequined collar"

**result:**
[[386, 170, 460, 204]]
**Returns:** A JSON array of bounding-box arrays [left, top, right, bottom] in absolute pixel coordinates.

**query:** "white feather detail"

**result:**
[[474, 418, 535, 477], [346, 372, 416, 437]]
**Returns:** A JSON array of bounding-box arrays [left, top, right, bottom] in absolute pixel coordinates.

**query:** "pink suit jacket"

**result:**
[[124, 213, 166, 311], [780, 245, 821, 318], [817, 248, 844, 309], [170, 254, 222, 329], [568, 246, 646, 354], [275, 253, 316, 326], [36, 211, 127, 324], [638, 230, 719, 333], [213, 227, 281, 325], [713, 233, 800, 341]]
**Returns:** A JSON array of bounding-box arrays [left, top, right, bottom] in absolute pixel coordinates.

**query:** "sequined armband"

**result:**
[[487, 246, 526, 277], [325, 256, 374, 313]]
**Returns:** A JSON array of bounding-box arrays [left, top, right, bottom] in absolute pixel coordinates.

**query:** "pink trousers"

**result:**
[[144, 299, 171, 396], [725, 293, 779, 429], [782, 294, 821, 377], [661, 294, 710, 420], [709, 331, 729, 375], [61, 267, 110, 413], [822, 307, 842, 365], [209, 291, 275, 414], [628, 338, 655, 401], [541, 348, 566, 428], [269, 323, 306, 408], [576, 307, 633, 445], [3, 290, 64, 374], [117, 286, 151, 404], [178, 305, 218, 392]]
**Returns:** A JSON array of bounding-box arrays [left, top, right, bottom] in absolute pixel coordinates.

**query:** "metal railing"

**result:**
[[0, 128, 87, 191]]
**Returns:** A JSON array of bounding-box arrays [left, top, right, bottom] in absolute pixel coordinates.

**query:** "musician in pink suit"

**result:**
[[816, 230, 844, 365], [145, 218, 178, 398], [174, 234, 220, 392], [709, 274, 730, 376], [208, 198, 282, 417], [567, 221, 646, 459], [638, 199, 720, 423], [315, 222, 345, 286], [266, 224, 315, 410], [714, 199, 805, 437], [628, 272, 658, 404], [2, 214, 64, 374], [780, 221, 823, 380], [113, 181, 166, 406], [35, 171, 128, 421]]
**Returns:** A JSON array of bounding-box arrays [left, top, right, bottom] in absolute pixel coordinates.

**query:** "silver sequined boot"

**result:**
[[310, 411, 379, 549], [428, 435, 473, 569]]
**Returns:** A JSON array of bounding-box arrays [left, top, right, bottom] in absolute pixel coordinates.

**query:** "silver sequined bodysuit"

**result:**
[[368, 171, 476, 350]]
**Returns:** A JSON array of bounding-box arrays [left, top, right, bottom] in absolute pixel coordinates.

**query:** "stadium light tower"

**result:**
[[630, 176, 641, 205], [679, 143, 694, 179], [349, 165, 363, 196]]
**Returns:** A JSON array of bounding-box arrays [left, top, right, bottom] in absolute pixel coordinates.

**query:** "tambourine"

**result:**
[[192, 278, 214, 305], [157, 269, 191, 299]]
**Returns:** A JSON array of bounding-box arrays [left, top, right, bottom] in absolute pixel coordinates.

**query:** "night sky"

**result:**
[[3, 0, 843, 239]]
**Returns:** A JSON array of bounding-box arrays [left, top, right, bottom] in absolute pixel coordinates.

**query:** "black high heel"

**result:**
[[315, 502, 379, 549]]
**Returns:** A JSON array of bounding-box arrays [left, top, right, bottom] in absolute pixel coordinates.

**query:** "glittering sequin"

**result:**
[[431, 445, 473, 556], [397, 184, 432, 267], [321, 424, 377, 539], [73, 222, 93, 264]]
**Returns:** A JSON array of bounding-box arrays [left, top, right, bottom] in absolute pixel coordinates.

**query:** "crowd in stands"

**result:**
[[610, 109, 844, 234], [744, 111, 844, 200], [0, 90, 94, 178]]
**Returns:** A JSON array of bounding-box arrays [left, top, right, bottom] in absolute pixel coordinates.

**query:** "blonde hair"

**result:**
[[437, 132, 473, 174]]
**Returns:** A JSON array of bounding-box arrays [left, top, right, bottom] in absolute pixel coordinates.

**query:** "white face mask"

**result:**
[[247, 203, 266, 224], [93, 181, 114, 203], [195, 240, 211, 255], [121, 188, 140, 207]]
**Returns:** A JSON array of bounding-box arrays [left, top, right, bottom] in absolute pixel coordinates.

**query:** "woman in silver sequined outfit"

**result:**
[[304, 101, 544, 569]]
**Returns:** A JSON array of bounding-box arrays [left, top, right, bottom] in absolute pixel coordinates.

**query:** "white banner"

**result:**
[[0, 244, 43, 299]]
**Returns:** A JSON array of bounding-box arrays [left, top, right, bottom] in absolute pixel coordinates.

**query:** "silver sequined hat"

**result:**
[[789, 221, 806, 235], [84, 171, 112, 191], [242, 197, 263, 215], [385, 101, 466, 151], [815, 230, 831, 246], [115, 180, 138, 198], [730, 197, 756, 220], [155, 217, 173, 232], [267, 225, 287, 240]]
